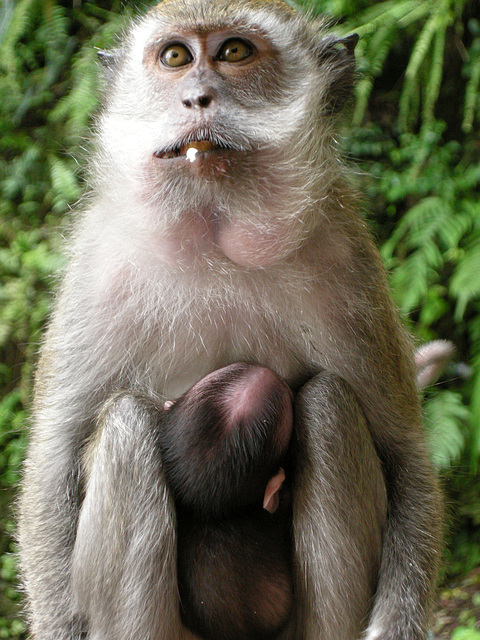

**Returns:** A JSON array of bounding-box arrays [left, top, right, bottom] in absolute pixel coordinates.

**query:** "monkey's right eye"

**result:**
[[160, 43, 193, 68]]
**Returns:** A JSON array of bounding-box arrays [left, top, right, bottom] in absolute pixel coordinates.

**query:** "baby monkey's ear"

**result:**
[[96, 48, 124, 80], [316, 33, 359, 115]]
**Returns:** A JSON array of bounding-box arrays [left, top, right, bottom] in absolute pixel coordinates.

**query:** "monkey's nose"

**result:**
[[182, 91, 214, 109]]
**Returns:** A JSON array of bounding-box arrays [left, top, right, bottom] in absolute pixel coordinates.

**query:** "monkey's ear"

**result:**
[[96, 48, 123, 80], [338, 33, 360, 54], [317, 33, 359, 115]]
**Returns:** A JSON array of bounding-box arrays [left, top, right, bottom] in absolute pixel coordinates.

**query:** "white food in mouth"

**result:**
[[186, 147, 199, 163]]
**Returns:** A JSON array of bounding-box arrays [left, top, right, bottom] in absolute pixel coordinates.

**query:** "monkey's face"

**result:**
[[100, 8, 317, 176], [96, 0, 357, 267], [146, 27, 289, 166]]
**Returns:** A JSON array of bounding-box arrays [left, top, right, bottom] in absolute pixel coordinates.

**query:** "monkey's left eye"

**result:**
[[216, 38, 254, 63], [160, 43, 193, 68]]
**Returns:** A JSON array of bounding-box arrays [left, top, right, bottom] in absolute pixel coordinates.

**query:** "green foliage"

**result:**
[[463, 18, 480, 134], [342, 115, 480, 480], [1, 0, 480, 634], [425, 390, 469, 468], [324, 0, 480, 133], [452, 627, 480, 640]]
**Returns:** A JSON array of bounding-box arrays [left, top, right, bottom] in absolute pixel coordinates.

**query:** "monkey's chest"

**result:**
[[139, 303, 311, 400]]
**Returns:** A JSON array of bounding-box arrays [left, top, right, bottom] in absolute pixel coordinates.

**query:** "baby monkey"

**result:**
[[160, 343, 451, 640], [157, 363, 294, 640]]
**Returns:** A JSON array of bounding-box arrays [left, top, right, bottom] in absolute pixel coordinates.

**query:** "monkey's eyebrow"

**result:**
[[146, 35, 187, 50], [145, 22, 270, 47]]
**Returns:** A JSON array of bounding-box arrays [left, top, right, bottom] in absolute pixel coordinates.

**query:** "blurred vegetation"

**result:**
[[0, 0, 479, 637]]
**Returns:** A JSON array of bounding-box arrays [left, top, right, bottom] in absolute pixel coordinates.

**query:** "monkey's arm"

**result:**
[[366, 437, 442, 640], [294, 232, 442, 640], [292, 372, 387, 640], [19, 344, 193, 640], [18, 350, 96, 640], [293, 365, 441, 640], [332, 285, 442, 640], [352, 324, 442, 640], [71, 393, 192, 640]]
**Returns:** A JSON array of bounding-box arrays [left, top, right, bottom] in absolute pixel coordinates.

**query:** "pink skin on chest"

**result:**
[[148, 212, 300, 268]]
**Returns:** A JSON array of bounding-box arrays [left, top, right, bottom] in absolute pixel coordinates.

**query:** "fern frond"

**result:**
[[438, 214, 472, 251], [382, 196, 451, 257], [49, 46, 101, 135], [455, 162, 480, 192], [352, 18, 396, 125], [422, 15, 448, 125], [418, 285, 448, 326], [463, 44, 480, 133], [389, 248, 442, 312], [347, 0, 419, 37], [450, 232, 480, 320], [48, 155, 81, 213], [469, 359, 480, 466], [0, 0, 14, 44], [0, 0, 36, 54], [398, 12, 439, 130], [381, 194, 473, 314], [424, 390, 469, 468], [50, 10, 130, 137], [42, 3, 70, 65], [0, 0, 37, 85], [397, 1, 434, 29]]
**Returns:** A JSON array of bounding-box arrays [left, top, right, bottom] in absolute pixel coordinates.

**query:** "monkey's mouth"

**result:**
[[155, 140, 222, 162], [153, 131, 246, 163]]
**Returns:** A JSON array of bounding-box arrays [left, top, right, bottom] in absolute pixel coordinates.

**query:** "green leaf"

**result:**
[[450, 236, 480, 320], [424, 390, 469, 468], [452, 627, 480, 640]]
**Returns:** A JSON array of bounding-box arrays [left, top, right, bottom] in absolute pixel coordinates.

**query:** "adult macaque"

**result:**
[[158, 363, 293, 640], [18, 0, 442, 639]]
